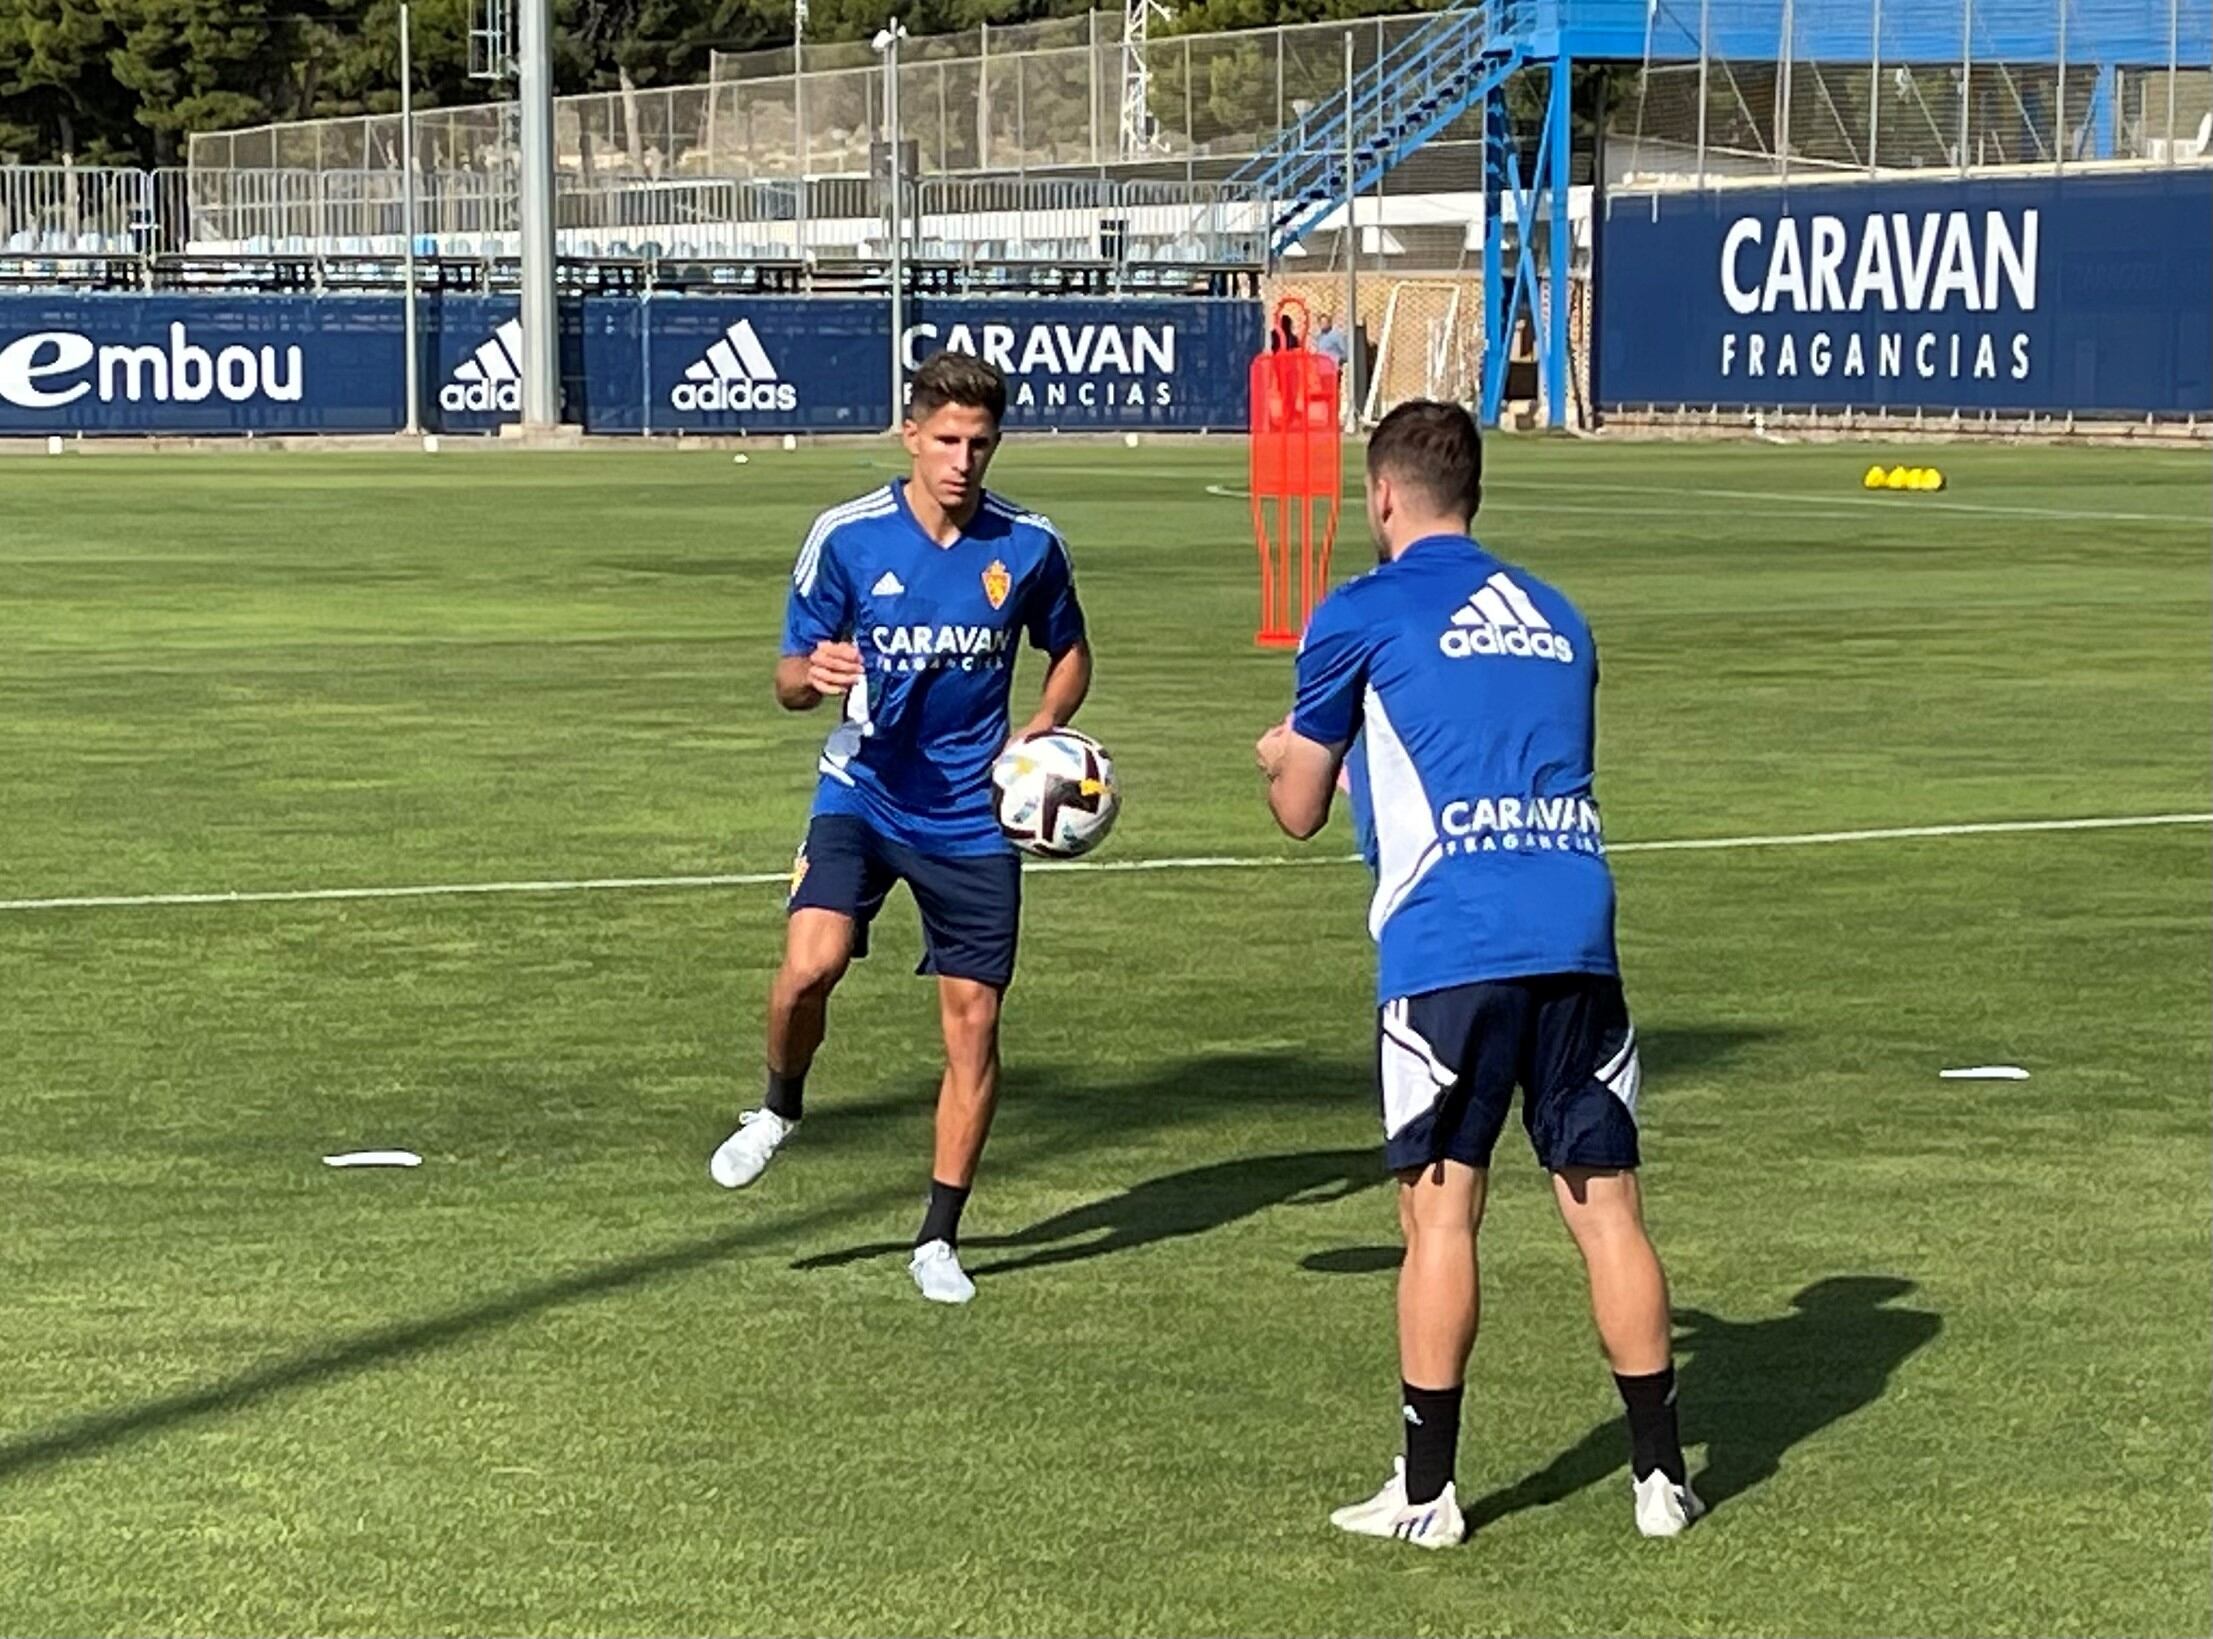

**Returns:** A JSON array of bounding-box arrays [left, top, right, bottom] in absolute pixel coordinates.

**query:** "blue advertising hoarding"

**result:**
[[640, 297, 890, 433], [0, 294, 406, 433], [0, 292, 1259, 435], [1595, 169, 2213, 414], [902, 297, 1260, 429]]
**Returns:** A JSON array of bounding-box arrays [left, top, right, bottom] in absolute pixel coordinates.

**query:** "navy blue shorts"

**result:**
[[786, 813, 1022, 989], [1377, 975, 1642, 1174]]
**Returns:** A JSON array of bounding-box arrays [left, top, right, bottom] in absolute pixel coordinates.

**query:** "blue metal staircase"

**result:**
[[1228, 0, 1529, 255]]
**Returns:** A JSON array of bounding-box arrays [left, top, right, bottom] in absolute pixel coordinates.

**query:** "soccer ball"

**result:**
[[992, 728, 1120, 859]]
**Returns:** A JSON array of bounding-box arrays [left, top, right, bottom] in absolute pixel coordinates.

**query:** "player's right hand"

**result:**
[[805, 640, 865, 697]]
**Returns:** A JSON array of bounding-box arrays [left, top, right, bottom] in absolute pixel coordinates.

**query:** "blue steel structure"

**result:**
[[1227, 0, 2209, 427]]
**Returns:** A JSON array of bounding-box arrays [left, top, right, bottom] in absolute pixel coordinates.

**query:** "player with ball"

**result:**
[[710, 350, 1115, 1306]]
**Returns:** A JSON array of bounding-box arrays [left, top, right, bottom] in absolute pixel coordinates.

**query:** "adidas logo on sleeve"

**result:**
[[669, 319, 798, 413], [1439, 571, 1576, 662]]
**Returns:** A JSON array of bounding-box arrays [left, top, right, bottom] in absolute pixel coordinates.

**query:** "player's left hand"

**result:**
[[1254, 717, 1294, 778], [1003, 716, 1055, 755]]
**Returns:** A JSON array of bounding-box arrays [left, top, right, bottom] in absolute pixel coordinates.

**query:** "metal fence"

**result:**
[[1615, 0, 2213, 186], [0, 162, 1260, 264], [187, 11, 1456, 180], [164, 0, 2213, 270]]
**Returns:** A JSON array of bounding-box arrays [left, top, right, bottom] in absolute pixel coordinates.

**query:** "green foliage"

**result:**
[[0, 0, 1624, 165], [0, 0, 134, 159]]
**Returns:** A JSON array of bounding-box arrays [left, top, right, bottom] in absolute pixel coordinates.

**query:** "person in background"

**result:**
[[1313, 312, 1353, 428]]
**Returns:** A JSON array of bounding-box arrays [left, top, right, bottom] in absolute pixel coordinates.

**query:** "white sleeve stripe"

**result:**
[[792, 492, 896, 597], [982, 495, 1072, 575]]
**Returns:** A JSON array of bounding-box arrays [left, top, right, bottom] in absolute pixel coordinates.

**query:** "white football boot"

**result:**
[[1632, 1469, 1706, 1538], [708, 1109, 792, 1189], [1331, 1460, 1467, 1549], [908, 1238, 976, 1305], [1329, 1457, 1408, 1532]]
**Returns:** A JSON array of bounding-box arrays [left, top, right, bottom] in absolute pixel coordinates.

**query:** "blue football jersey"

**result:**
[[783, 482, 1086, 856], [1292, 533, 1618, 1005]]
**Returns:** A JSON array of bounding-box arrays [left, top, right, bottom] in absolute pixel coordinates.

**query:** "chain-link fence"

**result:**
[[188, 11, 1471, 181], [1615, 0, 2213, 186]]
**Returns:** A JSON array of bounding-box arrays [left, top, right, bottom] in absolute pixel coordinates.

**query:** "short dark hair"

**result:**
[[1365, 399, 1482, 521], [907, 350, 1007, 425]]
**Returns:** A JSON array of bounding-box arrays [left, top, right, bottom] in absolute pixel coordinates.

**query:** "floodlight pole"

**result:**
[[1957, 0, 1971, 175], [1696, 0, 1710, 184], [795, 0, 809, 261], [882, 21, 908, 431], [2054, 0, 2066, 172], [1868, 0, 1880, 176], [1344, 29, 1361, 428], [401, 0, 421, 435], [518, 0, 560, 429]]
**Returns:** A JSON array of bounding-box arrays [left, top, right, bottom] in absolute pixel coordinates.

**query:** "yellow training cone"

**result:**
[[1885, 465, 1911, 489], [1925, 467, 1947, 491], [1863, 464, 1887, 489]]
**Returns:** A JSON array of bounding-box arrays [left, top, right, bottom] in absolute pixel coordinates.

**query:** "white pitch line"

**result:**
[[1483, 477, 2208, 528], [1607, 811, 2213, 853], [1207, 477, 2206, 527], [0, 813, 2203, 916], [0, 872, 779, 913], [1205, 482, 1876, 523]]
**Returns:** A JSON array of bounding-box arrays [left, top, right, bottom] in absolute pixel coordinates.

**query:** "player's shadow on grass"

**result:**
[[1461, 1275, 1941, 1530], [796, 1027, 1773, 1280], [793, 1146, 1382, 1277], [0, 1218, 791, 1487], [0, 1051, 1354, 1484]]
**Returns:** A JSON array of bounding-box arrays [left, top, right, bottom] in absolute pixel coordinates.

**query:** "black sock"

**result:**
[[915, 1179, 971, 1249], [764, 1068, 805, 1123], [1401, 1381, 1464, 1506], [1614, 1365, 1686, 1484]]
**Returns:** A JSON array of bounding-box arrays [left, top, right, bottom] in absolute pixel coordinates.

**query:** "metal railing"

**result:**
[[0, 162, 1262, 266], [186, 11, 1470, 180], [1618, 0, 2213, 187]]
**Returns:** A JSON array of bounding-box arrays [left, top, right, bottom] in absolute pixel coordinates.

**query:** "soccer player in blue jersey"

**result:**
[[709, 351, 1092, 1305], [1255, 400, 1699, 1546]]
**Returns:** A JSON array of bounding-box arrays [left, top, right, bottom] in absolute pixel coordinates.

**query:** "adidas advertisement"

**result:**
[[440, 316, 526, 415], [669, 318, 797, 413], [1598, 169, 2213, 414], [648, 298, 1253, 432], [0, 294, 559, 434], [648, 298, 883, 432], [0, 293, 1262, 435]]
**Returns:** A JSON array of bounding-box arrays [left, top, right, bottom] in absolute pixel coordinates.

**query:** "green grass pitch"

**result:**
[[0, 437, 2205, 1636]]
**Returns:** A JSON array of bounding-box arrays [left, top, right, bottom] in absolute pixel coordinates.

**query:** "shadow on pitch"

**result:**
[[796, 1024, 1774, 1281], [0, 1220, 785, 1486], [795, 1146, 1383, 1277], [1460, 1276, 1942, 1530], [0, 1051, 1348, 1484]]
